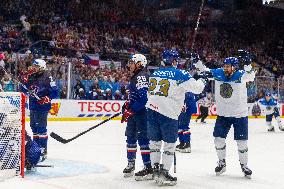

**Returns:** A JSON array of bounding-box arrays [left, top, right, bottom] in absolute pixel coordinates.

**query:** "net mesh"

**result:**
[[0, 92, 25, 177]]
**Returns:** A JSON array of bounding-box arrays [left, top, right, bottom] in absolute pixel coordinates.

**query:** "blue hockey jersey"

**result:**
[[184, 92, 197, 115], [21, 71, 57, 112], [127, 68, 149, 113]]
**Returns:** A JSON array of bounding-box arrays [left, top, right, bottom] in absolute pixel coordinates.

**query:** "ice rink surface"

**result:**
[[1, 118, 284, 189]]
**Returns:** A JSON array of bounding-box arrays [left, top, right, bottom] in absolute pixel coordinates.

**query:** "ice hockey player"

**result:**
[[20, 59, 57, 162], [195, 56, 255, 179], [195, 92, 213, 123], [258, 91, 284, 132], [176, 92, 197, 153], [146, 49, 205, 186], [25, 133, 41, 171], [121, 54, 152, 181]]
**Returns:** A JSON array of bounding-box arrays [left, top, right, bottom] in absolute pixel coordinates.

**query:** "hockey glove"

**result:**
[[121, 109, 134, 123], [194, 60, 209, 73], [21, 67, 37, 83], [37, 96, 51, 105], [122, 101, 130, 114], [244, 64, 253, 73]]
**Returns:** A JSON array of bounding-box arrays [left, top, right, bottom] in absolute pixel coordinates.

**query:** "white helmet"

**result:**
[[129, 54, 147, 67], [33, 59, 46, 70]]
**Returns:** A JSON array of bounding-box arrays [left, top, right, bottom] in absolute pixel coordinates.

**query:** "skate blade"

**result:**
[[179, 149, 191, 153], [124, 172, 134, 178], [244, 174, 252, 179], [135, 174, 153, 181], [216, 168, 226, 176], [157, 179, 177, 186]]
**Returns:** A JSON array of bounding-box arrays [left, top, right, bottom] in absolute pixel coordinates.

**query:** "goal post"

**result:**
[[0, 92, 26, 178]]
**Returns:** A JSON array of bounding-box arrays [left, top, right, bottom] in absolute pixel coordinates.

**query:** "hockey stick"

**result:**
[[50, 112, 121, 144], [34, 164, 54, 168], [174, 152, 176, 173], [186, 0, 205, 69], [0, 66, 41, 100]]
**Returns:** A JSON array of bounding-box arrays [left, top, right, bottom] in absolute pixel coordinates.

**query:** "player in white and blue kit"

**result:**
[[146, 50, 205, 186], [258, 92, 284, 132], [195, 56, 255, 179]]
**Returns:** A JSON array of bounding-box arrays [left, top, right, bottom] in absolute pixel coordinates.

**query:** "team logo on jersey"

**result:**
[[220, 83, 233, 98]]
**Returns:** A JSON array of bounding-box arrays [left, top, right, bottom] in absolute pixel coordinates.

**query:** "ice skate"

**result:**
[[123, 161, 135, 177], [268, 127, 275, 132], [241, 164, 252, 179], [176, 142, 184, 151], [179, 142, 191, 153], [152, 163, 160, 182], [215, 159, 226, 176], [134, 164, 153, 181], [40, 148, 47, 162], [157, 165, 177, 186]]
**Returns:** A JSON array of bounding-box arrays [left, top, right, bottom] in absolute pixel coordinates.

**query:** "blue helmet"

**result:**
[[162, 49, 180, 66], [223, 57, 239, 67], [265, 91, 271, 97]]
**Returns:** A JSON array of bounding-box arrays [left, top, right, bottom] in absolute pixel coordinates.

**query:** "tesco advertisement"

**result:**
[[25, 100, 284, 120]]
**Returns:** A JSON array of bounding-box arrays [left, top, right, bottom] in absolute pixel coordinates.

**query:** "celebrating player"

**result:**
[[176, 92, 197, 153], [121, 54, 152, 181], [258, 91, 284, 132], [21, 59, 57, 162], [146, 49, 205, 186], [195, 56, 255, 179]]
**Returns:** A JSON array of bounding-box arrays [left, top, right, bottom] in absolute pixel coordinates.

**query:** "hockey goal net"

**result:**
[[0, 92, 25, 178]]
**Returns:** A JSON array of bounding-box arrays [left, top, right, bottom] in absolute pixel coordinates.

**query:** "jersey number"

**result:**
[[148, 78, 170, 97]]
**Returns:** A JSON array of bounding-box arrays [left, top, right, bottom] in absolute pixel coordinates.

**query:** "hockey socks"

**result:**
[[214, 137, 226, 160]]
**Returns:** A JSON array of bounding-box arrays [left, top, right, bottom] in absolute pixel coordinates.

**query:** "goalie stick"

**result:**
[[50, 112, 121, 144]]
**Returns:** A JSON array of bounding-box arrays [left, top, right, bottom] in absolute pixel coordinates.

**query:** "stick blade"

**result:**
[[50, 132, 69, 144]]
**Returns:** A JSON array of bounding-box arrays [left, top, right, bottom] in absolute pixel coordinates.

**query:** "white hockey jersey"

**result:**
[[146, 67, 205, 120], [258, 97, 279, 115], [211, 68, 255, 118]]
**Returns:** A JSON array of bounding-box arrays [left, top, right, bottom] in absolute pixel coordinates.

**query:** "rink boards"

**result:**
[[24, 99, 284, 121]]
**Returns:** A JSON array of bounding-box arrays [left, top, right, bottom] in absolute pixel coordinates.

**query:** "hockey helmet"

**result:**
[[265, 91, 271, 97], [128, 54, 147, 68], [223, 57, 239, 67], [32, 59, 47, 70], [162, 49, 180, 66]]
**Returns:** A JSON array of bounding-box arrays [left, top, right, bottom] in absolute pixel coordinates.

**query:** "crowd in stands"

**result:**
[[0, 0, 283, 101]]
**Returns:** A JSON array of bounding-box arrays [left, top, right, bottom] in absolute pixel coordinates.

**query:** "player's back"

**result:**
[[146, 67, 204, 120]]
